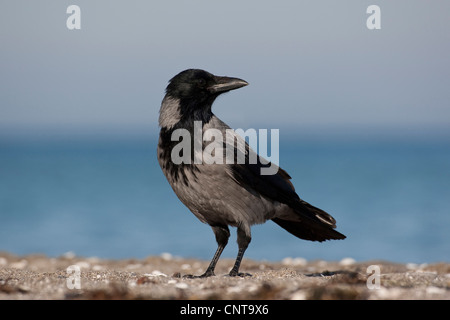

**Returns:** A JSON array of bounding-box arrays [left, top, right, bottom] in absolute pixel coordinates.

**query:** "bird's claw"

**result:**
[[228, 271, 252, 277], [183, 270, 215, 279]]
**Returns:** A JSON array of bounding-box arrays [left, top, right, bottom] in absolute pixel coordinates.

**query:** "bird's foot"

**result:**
[[228, 270, 252, 277], [183, 269, 215, 279]]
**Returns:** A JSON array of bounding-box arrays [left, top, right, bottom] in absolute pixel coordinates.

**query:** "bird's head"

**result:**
[[159, 69, 248, 128], [166, 69, 248, 103]]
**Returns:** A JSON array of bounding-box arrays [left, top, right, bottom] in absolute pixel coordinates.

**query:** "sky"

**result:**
[[1, 1, 450, 138]]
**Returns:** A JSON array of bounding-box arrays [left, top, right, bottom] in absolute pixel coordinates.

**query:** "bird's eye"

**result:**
[[197, 79, 207, 88]]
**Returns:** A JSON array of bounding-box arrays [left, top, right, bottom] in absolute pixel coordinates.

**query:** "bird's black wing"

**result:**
[[230, 157, 299, 207], [228, 147, 345, 241]]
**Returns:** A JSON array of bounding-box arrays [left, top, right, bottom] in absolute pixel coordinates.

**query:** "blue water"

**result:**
[[1, 135, 449, 263]]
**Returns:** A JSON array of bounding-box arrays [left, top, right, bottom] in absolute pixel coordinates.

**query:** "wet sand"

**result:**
[[1, 252, 449, 300]]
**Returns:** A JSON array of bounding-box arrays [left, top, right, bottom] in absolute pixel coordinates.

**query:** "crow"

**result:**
[[157, 69, 345, 277]]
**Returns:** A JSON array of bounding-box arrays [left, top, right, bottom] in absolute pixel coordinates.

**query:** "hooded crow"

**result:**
[[157, 69, 345, 277]]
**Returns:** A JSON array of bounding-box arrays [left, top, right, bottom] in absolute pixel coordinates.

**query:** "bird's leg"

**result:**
[[184, 225, 229, 278], [229, 225, 252, 277]]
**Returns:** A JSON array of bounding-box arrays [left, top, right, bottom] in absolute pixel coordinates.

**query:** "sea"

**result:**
[[1, 132, 449, 264]]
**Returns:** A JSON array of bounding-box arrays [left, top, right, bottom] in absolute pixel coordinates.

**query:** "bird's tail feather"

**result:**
[[272, 200, 346, 242]]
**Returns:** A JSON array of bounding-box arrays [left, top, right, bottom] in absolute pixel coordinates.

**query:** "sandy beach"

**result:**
[[0, 252, 449, 300]]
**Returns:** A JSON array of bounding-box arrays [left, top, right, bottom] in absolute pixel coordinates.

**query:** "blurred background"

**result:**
[[1, 1, 449, 263]]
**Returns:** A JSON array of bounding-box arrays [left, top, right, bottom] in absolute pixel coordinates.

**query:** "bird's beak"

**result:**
[[208, 76, 249, 94]]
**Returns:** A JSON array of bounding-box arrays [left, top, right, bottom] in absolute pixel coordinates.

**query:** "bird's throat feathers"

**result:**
[[159, 95, 214, 131], [158, 94, 215, 186]]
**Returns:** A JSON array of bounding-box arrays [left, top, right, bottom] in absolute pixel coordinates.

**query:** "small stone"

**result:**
[[290, 291, 307, 300], [181, 264, 191, 270], [406, 263, 418, 270], [62, 251, 76, 259], [281, 257, 296, 265], [10, 259, 27, 269], [175, 282, 189, 289], [75, 261, 90, 269], [137, 277, 152, 285], [426, 286, 445, 295], [339, 257, 356, 266], [160, 253, 173, 261], [144, 270, 167, 277], [292, 257, 307, 266]]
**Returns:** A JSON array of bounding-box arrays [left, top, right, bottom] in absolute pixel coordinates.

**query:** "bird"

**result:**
[[157, 69, 345, 277]]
